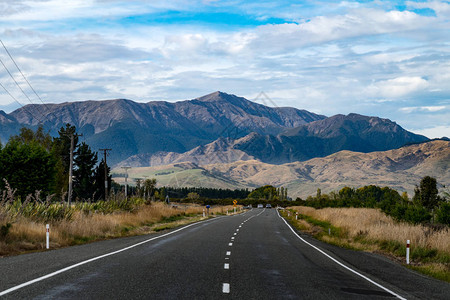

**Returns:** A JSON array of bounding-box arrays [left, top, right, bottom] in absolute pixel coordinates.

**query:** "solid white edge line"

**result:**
[[222, 283, 230, 293], [0, 216, 222, 296], [276, 209, 406, 300]]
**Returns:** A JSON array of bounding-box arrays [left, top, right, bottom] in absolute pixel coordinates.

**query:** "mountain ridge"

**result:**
[[117, 112, 428, 167], [2, 92, 326, 164]]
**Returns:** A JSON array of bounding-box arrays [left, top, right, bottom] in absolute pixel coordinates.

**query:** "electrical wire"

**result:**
[[0, 81, 38, 121], [0, 52, 48, 123], [0, 39, 58, 122]]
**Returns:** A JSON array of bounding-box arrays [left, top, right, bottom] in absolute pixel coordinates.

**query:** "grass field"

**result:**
[[0, 200, 237, 257], [283, 206, 450, 282], [112, 165, 248, 190]]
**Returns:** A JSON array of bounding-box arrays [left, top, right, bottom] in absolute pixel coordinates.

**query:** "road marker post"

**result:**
[[46, 224, 49, 249], [295, 212, 298, 220], [406, 240, 410, 264], [203, 209, 205, 217]]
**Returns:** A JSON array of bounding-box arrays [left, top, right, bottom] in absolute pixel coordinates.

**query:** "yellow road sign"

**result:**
[[233, 200, 237, 205]]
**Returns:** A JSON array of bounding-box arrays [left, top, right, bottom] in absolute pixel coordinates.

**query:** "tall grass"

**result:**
[[0, 182, 236, 256], [292, 206, 449, 253], [287, 206, 450, 281]]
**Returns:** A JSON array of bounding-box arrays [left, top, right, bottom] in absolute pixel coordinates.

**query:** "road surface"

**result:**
[[0, 208, 449, 299]]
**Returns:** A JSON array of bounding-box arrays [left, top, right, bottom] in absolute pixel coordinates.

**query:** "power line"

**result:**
[[0, 56, 47, 121], [0, 39, 58, 122], [0, 81, 39, 122]]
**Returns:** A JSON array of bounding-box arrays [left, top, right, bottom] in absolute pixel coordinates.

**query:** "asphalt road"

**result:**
[[0, 208, 449, 299]]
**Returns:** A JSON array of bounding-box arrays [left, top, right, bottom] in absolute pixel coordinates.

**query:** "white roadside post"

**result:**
[[203, 209, 205, 217], [295, 212, 298, 220], [406, 240, 410, 264], [46, 224, 50, 249]]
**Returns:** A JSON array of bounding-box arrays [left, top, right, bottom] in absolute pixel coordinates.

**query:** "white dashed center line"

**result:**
[[220, 209, 260, 295]]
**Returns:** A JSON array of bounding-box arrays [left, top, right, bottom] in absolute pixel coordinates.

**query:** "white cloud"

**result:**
[[369, 77, 429, 98], [406, 0, 450, 17], [412, 125, 450, 139], [0, 0, 449, 135], [400, 105, 447, 113]]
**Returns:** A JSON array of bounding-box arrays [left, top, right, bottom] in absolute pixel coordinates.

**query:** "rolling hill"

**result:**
[[113, 140, 450, 199]]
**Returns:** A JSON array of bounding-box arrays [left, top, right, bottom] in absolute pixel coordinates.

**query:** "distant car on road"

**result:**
[[266, 204, 272, 209], [257, 204, 264, 208]]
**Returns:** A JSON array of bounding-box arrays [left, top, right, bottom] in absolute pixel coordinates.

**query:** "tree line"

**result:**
[[156, 186, 251, 200], [0, 124, 111, 202], [297, 176, 449, 226]]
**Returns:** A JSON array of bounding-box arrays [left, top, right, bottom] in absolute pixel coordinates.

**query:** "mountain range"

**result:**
[[0, 91, 328, 165], [0, 91, 430, 167], [1, 91, 446, 198]]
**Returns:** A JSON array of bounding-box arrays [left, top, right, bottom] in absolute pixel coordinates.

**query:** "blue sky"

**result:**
[[0, 0, 449, 138]]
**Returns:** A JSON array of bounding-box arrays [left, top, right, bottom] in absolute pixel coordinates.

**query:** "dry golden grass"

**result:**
[[0, 202, 236, 256], [291, 206, 450, 254]]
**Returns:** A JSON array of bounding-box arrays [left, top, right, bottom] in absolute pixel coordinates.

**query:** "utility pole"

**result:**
[[68, 133, 83, 206], [99, 148, 112, 200], [121, 166, 131, 198]]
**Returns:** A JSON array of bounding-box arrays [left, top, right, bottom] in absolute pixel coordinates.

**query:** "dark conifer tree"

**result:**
[[73, 142, 98, 200]]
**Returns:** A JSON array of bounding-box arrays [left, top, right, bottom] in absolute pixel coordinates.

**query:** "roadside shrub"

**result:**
[[436, 202, 450, 225], [403, 205, 431, 224]]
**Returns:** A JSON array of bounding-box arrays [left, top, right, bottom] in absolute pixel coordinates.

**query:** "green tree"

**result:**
[[187, 192, 200, 202], [403, 205, 432, 224], [248, 185, 278, 201], [73, 142, 98, 200], [436, 202, 450, 225], [413, 176, 442, 211], [144, 178, 157, 200], [0, 139, 56, 199], [316, 188, 321, 200], [9, 125, 53, 151]]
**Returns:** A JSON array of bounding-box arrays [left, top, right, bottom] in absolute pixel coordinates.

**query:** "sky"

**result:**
[[0, 0, 449, 138]]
